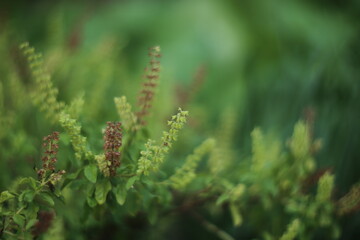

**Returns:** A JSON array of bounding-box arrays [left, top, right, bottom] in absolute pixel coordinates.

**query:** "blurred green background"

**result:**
[[1, 0, 360, 239]]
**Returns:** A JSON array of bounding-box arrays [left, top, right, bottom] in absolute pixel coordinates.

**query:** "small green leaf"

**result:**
[[26, 219, 38, 230], [113, 184, 127, 205], [84, 164, 98, 183], [0, 191, 14, 203], [13, 214, 25, 228], [36, 193, 55, 207], [95, 180, 112, 205], [126, 176, 139, 190]]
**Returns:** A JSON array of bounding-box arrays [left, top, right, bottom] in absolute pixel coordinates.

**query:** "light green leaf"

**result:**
[[216, 193, 229, 206], [95, 180, 112, 205], [0, 191, 14, 203], [113, 184, 127, 205], [84, 164, 98, 183], [229, 202, 242, 227]]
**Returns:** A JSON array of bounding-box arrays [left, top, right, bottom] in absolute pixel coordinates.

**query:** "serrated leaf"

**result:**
[[13, 214, 25, 228], [0, 191, 14, 203], [84, 164, 98, 183], [126, 176, 139, 190], [25, 219, 38, 230], [95, 180, 112, 205], [113, 184, 127, 205]]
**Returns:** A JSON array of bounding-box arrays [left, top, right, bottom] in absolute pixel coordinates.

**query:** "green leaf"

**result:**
[[126, 176, 139, 190], [36, 193, 55, 207], [66, 169, 82, 180], [95, 180, 112, 205], [113, 184, 127, 205], [84, 164, 98, 183], [87, 197, 97, 208], [69, 179, 87, 190], [18, 177, 37, 190], [216, 193, 229, 206], [229, 202, 242, 227], [60, 132, 70, 145], [26, 219, 38, 230], [13, 214, 25, 228], [19, 190, 35, 203], [0, 191, 14, 203], [148, 204, 158, 224]]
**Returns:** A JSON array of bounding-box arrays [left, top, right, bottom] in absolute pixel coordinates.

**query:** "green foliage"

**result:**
[[0, 29, 358, 239]]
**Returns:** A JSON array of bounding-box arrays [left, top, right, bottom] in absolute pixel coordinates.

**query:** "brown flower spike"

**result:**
[[136, 46, 161, 126], [104, 122, 123, 176], [37, 132, 60, 179]]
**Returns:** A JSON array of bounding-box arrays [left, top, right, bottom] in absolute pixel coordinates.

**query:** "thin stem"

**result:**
[[190, 211, 235, 240]]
